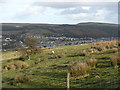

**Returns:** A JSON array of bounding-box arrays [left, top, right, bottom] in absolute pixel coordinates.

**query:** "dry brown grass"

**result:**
[[2, 51, 22, 60], [70, 62, 89, 77], [88, 48, 99, 54], [3, 61, 29, 71], [86, 59, 98, 68], [110, 53, 120, 68], [15, 61, 29, 69], [15, 61, 23, 69], [14, 74, 29, 83], [37, 58, 41, 62], [112, 48, 118, 53], [118, 40, 120, 47], [78, 50, 90, 56], [41, 56, 48, 61], [91, 40, 118, 52], [23, 62, 29, 68], [5, 62, 16, 70], [110, 56, 118, 68], [55, 53, 66, 59]]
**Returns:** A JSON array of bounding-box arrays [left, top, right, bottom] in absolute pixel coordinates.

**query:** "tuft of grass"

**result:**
[[60, 53, 66, 58], [78, 50, 90, 56], [5, 62, 16, 70], [106, 48, 118, 54], [23, 62, 29, 68], [110, 56, 118, 68], [41, 56, 48, 61], [55, 53, 66, 59], [14, 74, 29, 83], [15, 61, 24, 69], [70, 62, 89, 77], [86, 59, 98, 68], [37, 58, 41, 61], [3, 61, 29, 71], [117, 52, 120, 66], [88, 48, 99, 54], [88, 49, 94, 53], [15, 61, 29, 69], [91, 40, 118, 51], [95, 46, 105, 51], [112, 48, 118, 53]]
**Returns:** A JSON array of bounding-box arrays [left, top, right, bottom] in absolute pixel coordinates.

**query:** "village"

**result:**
[[2, 34, 118, 50]]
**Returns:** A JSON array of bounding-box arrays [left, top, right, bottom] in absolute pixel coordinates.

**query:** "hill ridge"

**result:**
[[2, 22, 118, 38]]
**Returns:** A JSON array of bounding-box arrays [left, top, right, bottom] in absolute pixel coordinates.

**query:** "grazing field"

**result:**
[[2, 41, 120, 88]]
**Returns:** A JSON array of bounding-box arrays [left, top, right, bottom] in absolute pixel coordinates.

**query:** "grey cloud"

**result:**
[[32, 2, 80, 9], [60, 7, 89, 14], [33, 2, 118, 19], [56, 2, 117, 24], [60, 2, 117, 15], [33, 2, 117, 9]]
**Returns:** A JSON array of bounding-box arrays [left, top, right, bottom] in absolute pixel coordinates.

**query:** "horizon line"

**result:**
[[2, 21, 118, 25]]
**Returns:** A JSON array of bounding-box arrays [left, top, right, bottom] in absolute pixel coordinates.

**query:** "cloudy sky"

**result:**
[[0, 0, 119, 24]]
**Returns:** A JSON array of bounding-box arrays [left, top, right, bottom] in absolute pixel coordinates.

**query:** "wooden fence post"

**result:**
[[28, 56, 30, 60], [67, 72, 70, 89]]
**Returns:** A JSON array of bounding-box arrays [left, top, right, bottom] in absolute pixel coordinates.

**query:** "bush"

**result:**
[[86, 59, 98, 68], [70, 62, 89, 77], [14, 74, 29, 83]]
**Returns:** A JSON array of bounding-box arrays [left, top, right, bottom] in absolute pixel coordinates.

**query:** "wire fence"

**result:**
[[66, 69, 120, 88]]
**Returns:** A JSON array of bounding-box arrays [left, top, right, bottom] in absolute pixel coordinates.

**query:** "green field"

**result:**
[[2, 43, 119, 88]]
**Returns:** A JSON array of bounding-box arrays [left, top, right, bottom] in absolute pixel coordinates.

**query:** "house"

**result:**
[[5, 38, 12, 41]]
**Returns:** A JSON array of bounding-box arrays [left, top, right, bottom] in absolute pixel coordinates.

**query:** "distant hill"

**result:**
[[2, 22, 118, 38]]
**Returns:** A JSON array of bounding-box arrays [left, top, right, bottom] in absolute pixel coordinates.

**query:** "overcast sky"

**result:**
[[0, 0, 119, 24]]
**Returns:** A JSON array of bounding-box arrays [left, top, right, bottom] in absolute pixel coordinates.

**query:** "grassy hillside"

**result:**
[[2, 41, 119, 88], [2, 51, 21, 61], [2, 22, 118, 38]]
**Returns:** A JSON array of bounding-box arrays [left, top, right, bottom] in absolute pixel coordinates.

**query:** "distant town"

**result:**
[[1, 34, 118, 50]]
